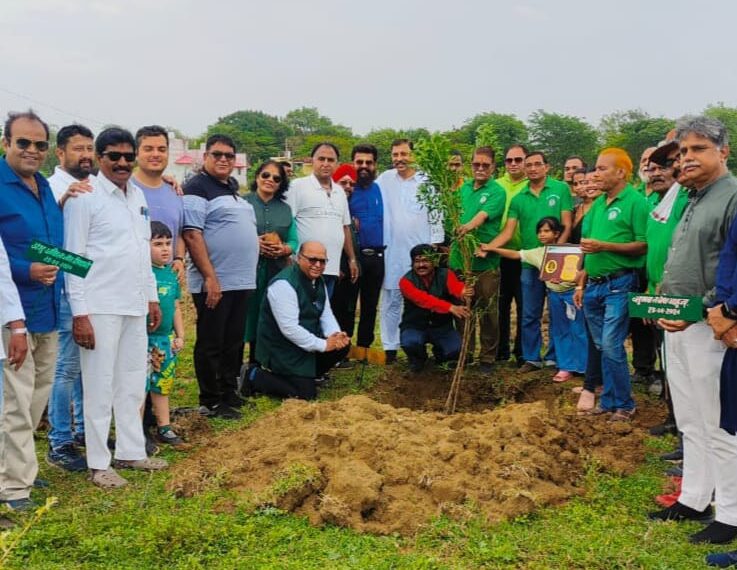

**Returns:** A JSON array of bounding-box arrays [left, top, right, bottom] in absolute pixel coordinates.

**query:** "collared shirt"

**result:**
[[183, 171, 259, 292], [582, 184, 648, 278], [496, 172, 528, 250], [131, 178, 184, 255], [64, 173, 158, 317], [286, 174, 351, 277], [349, 181, 384, 248], [0, 158, 63, 332], [47, 166, 96, 203], [508, 176, 573, 267], [377, 168, 445, 289], [645, 186, 689, 293], [266, 278, 339, 353], [661, 174, 737, 305], [0, 236, 24, 361], [450, 178, 506, 272]]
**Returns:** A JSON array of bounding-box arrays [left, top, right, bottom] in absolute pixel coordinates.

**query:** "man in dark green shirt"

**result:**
[[450, 147, 506, 372]]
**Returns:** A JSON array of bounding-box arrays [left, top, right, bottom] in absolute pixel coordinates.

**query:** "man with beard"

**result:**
[[349, 143, 384, 351], [377, 139, 444, 364], [649, 116, 737, 546], [0, 110, 63, 510], [46, 124, 96, 472], [286, 142, 357, 297], [64, 127, 167, 489]]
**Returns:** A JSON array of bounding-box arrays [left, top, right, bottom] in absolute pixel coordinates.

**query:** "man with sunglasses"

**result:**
[[0, 110, 63, 510], [495, 144, 528, 365], [244, 241, 350, 400], [63, 127, 167, 489], [182, 134, 258, 420], [451, 147, 506, 373]]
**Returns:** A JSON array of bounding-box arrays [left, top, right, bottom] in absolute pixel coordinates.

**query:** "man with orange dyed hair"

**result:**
[[573, 147, 648, 421]]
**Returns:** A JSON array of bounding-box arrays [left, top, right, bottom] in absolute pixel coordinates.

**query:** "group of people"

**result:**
[[2, 108, 737, 566]]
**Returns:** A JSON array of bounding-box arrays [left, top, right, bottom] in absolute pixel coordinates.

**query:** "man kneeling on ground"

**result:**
[[243, 241, 350, 400], [399, 244, 473, 373]]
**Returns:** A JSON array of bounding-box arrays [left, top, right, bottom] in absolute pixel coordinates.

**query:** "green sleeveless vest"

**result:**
[[400, 268, 457, 331]]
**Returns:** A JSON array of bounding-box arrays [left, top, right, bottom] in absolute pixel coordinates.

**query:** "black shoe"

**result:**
[[33, 478, 49, 489], [46, 443, 88, 472], [237, 363, 254, 398], [691, 521, 737, 544], [210, 403, 242, 420], [666, 464, 683, 477], [335, 359, 355, 369], [661, 447, 684, 462], [649, 501, 714, 522], [73, 432, 86, 448], [478, 362, 494, 374], [650, 422, 678, 437], [385, 350, 397, 365], [155, 427, 185, 447], [144, 432, 160, 456], [632, 371, 655, 385]]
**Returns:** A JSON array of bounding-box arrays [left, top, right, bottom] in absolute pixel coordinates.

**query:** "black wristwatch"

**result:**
[[722, 302, 737, 320]]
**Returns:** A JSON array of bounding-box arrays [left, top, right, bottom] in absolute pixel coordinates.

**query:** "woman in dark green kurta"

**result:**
[[244, 161, 298, 361]]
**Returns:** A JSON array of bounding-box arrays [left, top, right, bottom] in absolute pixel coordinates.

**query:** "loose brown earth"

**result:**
[[168, 365, 665, 536]]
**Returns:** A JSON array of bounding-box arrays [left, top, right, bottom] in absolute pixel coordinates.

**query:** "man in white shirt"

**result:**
[[377, 139, 444, 363], [64, 127, 167, 489], [46, 124, 95, 472], [246, 241, 350, 400], [285, 142, 358, 297]]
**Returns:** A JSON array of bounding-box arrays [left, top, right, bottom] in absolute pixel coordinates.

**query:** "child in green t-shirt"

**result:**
[[148, 222, 185, 447], [486, 216, 587, 382]]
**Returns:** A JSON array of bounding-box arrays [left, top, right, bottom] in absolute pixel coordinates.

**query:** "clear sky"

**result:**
[[2, 0, 735, 137]]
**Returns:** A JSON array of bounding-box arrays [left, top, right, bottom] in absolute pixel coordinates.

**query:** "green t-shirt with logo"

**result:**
[[645, 188, 689, 293], [450, 179, 506, 272], [581, 184, 648, 278], [496, 172, 528, 250], [508, 177, 573, 268]]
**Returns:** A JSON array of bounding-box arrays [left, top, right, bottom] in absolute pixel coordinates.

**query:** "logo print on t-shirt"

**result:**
[[548, 196, 558, 207], [480, 195, 488, 204], [608, 207, 621, 221]]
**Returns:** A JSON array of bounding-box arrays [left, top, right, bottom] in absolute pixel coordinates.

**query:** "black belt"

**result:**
[[360, 248, 384, 256], [587, 268, 635, 284]]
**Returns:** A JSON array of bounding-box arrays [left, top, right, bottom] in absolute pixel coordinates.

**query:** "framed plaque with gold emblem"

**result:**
[[539, 244, 583, 283]]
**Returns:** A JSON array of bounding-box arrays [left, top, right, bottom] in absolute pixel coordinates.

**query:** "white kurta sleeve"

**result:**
[[267, 280, 328, 352], [63, 196, 91, 316], [0, 236, 24, 326]]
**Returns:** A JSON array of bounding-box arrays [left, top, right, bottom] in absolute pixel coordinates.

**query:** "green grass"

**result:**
[[1, 338, 721, 569]]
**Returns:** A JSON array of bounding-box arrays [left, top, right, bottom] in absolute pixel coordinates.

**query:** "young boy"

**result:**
[[147, 221, 185, 447]]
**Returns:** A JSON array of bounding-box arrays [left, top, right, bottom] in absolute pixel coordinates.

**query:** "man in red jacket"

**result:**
[[399, 244, 472, 373]]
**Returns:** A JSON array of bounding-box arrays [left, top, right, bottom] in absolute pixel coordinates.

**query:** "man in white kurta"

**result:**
[[64, 128, 166, 488], [0, 235, 26, 405], [377, 140, 444, 360]]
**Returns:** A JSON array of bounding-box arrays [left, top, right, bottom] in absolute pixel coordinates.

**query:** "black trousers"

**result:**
[[498, 257, 523, 361], [332, 276, 359, 338], [253, 347, 348, 400], [355, 253, 384, 347], [629, 268, 658, 375], [192, 289, 252, 408]]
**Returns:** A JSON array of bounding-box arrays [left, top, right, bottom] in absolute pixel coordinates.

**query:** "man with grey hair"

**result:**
[[648, 115, 737, 546]]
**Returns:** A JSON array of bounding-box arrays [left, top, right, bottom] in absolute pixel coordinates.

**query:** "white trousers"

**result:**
[[79, 314, 147, 470], [380, 288, 403, 350], [666, 322, 737, 525]]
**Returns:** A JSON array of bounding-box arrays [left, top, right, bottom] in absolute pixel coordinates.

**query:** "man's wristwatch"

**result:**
[[722, 302, 737, 320]]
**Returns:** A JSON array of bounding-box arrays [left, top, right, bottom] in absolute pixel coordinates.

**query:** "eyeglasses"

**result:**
[[101, 151, 136, 162], [15, 138, 49, 152], [260, 171, 282, 183], [300, 254, 328, 266], [209, 151, 236, 161], [505, 156, 524, 164], [471, 162, 493, 170]]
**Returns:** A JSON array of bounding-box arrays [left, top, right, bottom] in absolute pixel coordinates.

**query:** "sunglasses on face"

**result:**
[[354, 159, 374, 166], [300, 254, 328, 266], [472, 162, 493, 170], [260, 171, 282, 183], [14, 138, 49, 152], [505, 156, 524, 164], [101, 151, 136, 162], [209, 151, 236, 161]]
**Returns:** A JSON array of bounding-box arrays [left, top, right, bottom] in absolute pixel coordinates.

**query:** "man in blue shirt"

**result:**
[[0, 110, 63, 510], [350, 144, 385, 350]]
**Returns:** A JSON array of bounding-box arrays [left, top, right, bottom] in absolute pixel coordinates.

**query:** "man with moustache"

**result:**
[[636, 146, 657, 204], [495, 144, 528, 364], [64, 127, 167, 489], [649, 116, 737, 546], [0, 110, 63, 510], [349, 143, 385, 351], [183, 134, 259, 420], [286, 142, 358, 297], [378, 139, 444, 364], [563, 155, 586, 203], [46, 124, 96, 472]]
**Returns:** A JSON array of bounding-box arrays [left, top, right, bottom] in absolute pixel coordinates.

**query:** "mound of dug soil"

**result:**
[[168, 391, 650, 536]]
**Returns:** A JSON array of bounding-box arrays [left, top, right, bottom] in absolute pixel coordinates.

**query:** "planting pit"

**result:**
[[168, 366, 664, 536]]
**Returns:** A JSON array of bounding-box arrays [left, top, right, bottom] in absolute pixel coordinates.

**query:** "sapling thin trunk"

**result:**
[[414, 135, 479, 414]]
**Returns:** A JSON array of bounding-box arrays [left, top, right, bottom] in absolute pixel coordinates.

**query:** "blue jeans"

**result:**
[[48, 295, 84, 450], [401, 326, 461, 366], [520, 267, 556, 365], [548, 289, 587, 373], [583, 272, 636, 411]]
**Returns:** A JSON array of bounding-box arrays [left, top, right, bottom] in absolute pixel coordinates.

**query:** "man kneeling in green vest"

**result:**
[[399, 244, 473, 373], [244, 241, 350, 400]]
